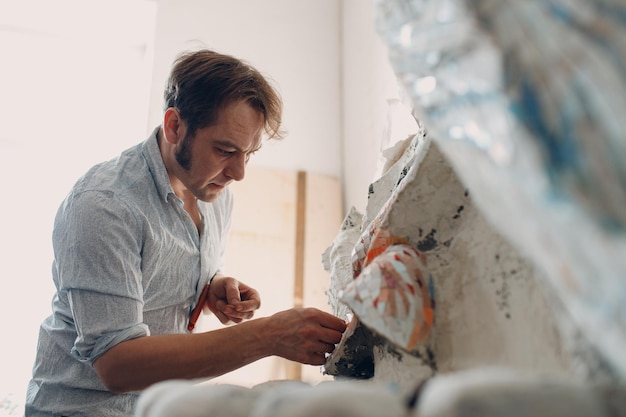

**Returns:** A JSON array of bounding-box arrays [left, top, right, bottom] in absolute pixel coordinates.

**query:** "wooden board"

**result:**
[[197, 167, 342, 386]]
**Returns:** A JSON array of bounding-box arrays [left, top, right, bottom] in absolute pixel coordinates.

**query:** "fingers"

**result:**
[[208, 276, 262, 324], [269, 308, 347, 365], [225, 280, 242, 305], [318, 326, 344, 346], [221, 283, 260, 322], [295, 343, 337, 366], [318, 311, 348, 333], [232, 285, 261, 312], [212, 299, 254, 324], [221, 304, 256, 322], [306, 352, 329, 366], [212, 299, 231, 324], [315, 342, 337, 356]]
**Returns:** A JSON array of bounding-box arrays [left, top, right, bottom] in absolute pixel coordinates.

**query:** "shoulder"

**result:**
[[66, 143, 156, 208], [56, 189, 141, 236], [57, 147, 149, 231]]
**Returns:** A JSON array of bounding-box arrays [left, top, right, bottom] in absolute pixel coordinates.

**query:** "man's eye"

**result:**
[[218, 148, 234, 156]]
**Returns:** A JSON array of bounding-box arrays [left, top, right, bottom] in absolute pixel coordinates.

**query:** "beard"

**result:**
[[173, 132, 223, 203], [174, 131, 195, 171]]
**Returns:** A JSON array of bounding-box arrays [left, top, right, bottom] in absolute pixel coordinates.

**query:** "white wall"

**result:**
[[0, 0, 157, 408], [145, 1, 414, 216], [340, 0, 417, 214], [147, 0, 342, 180]]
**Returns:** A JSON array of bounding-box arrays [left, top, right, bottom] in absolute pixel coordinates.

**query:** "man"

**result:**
[[26, 49, 347, 417]]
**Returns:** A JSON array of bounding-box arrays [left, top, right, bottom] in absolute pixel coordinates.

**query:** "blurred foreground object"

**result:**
[[374, 0, 626, 381]]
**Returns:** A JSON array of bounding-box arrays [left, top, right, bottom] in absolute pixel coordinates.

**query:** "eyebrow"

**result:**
[[214, 140, 263, 154]]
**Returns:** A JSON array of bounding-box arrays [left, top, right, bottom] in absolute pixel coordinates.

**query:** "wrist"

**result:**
[[250, 316, 278, 356]]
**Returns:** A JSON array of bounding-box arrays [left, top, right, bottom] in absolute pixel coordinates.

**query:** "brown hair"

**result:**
[[164, 49, 284, 140]]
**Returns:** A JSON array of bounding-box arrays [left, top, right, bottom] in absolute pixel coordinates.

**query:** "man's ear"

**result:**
[[162, 108, 185, 144]]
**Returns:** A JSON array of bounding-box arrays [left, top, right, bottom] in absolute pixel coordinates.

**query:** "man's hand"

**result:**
[[267, 308, 347, 366], [206, 274, 261, 324]]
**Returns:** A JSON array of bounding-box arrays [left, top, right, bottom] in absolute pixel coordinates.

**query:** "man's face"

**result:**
[[174, 101, 264, 202]]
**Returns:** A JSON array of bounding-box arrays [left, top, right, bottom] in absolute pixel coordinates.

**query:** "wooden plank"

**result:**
[[294, 171, 307, 309], [301, 172, 343, 383], [194, 167, 342, 385], [287, 170, 307, 380], [198, 167, 297, 386]]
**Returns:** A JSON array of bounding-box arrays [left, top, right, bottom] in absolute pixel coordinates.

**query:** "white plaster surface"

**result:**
[[136, 379, 409, 417], [414, 368, 612, 417], [325, 131, 571, 382]]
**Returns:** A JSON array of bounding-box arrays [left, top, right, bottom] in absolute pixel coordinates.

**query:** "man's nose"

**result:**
[[224, 153, 246, 181]]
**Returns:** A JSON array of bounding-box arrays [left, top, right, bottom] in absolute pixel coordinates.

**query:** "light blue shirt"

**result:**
[[26, 127, 233, 416]]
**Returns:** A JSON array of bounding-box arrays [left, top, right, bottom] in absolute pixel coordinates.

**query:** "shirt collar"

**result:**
[[142, 126, 177, 203]]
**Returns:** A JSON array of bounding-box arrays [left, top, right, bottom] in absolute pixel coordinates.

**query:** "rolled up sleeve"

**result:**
[[54, 190, 148, 364], [68, 289, 149, 364]]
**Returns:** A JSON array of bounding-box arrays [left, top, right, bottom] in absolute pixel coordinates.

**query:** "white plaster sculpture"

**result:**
[[324, 131, 574, 382], [414, 367, 625, 417], [323, 109, 625, 417], [136, 379, 409, 417], [249, 380, 406, 417], [135, 380, 260, 417]]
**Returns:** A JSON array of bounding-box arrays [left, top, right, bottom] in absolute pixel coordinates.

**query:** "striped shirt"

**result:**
[[26, 127, 232, 416]]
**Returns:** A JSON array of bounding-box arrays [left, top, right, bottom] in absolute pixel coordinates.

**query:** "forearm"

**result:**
[[94, 307, 346, 394], [93, 317, 272, 393]]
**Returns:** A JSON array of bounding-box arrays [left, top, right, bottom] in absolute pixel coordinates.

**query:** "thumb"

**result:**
[[226, 280, 241, 305]]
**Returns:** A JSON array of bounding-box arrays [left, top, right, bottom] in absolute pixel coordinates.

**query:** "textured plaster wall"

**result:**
[[325, 132, 573, 385]]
